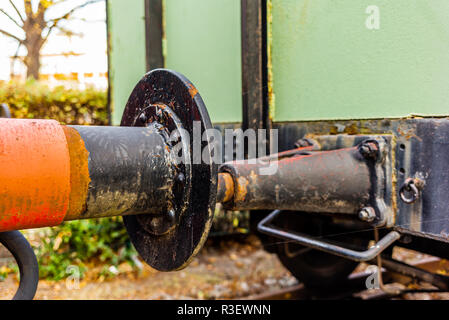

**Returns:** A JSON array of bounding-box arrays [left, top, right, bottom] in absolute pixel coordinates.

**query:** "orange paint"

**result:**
[[188, 83, 198, 98], [0, 119, 71, 231]]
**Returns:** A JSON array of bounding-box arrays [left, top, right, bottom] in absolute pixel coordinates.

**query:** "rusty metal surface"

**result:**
[[62, 126, 91, 221], [273, 119, 449, 243], [219, 141, 383, 217], [217, 172, 234, 203], [121, 69, 218, 272]]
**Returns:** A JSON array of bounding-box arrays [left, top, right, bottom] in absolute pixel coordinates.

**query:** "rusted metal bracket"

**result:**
[[257, 210, 401, 262], [218, 135, 395, 227]]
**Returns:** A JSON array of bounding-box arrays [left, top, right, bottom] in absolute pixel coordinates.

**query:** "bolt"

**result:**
[[358, 207, 376, 223], [359, 141, 379, 160], [139, 113, 147, 124]]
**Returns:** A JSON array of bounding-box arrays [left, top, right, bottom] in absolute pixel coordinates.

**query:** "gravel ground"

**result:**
[[0, 235, 297, 300], [2, 235, 449, 300]]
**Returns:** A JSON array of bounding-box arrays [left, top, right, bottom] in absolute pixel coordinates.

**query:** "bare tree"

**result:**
[[0, 0, 102, 79]]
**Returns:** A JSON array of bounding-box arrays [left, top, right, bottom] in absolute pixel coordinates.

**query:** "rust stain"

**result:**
[[62, 126, 91, 220], [329, 123, 359, 135], [249, 170, 258, 184], [217, 172, 234, 203], [397, 126, 422, 142], [235, 176, 249, 203], [187, 83, 198, 98], [390, 135, 398, 225]]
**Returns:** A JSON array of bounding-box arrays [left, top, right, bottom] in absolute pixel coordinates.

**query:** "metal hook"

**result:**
[[400, 179, 420, 204]]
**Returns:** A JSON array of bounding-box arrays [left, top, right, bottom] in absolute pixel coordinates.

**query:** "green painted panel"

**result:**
[[271, 1, 449, 121], [164, 0, 242, 123], [108, 0, 147, 125]]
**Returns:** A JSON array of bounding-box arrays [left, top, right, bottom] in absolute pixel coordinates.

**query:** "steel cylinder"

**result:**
[[66, 125, 174, 220], [219, 147, 373, 214], [0, 118, 175, 232]]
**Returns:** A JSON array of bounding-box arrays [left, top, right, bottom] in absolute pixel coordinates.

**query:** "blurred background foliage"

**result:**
[[0, 80, 248, 281], [0, 79, 108, 125], [34, 217, 139, 280]]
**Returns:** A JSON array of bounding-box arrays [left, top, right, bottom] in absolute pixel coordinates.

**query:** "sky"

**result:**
[[0, 0, 107, 80]]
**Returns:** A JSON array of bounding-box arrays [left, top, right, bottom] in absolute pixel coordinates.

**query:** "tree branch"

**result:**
[[0, 8, 23, 29], [8, 0, 25, 23], [43, 21, 57, 42], [24, 0, 33, 20], [13, 42, 22, 57], [48, 0, 103, 23], [54, 25, 82, 37], [44, 0, 103, 42], [0, 28, 24, 43]]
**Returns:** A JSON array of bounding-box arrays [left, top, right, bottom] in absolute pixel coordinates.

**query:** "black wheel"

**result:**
[[269, 211, 369, 289]]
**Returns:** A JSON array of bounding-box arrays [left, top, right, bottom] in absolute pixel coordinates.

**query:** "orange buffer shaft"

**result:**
[[0, 119, 73, 232], [0, 119, 175, 232]]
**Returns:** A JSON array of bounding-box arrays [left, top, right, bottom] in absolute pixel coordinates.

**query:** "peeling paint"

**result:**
[[62, 126, 91, 221]]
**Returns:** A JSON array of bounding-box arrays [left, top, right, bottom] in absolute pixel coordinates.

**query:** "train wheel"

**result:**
[[270, 211, 369, 289]]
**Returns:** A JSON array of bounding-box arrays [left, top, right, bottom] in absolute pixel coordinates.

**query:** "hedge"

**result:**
[[0, 80, 122, 280], [0, 79, 108, 125]]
